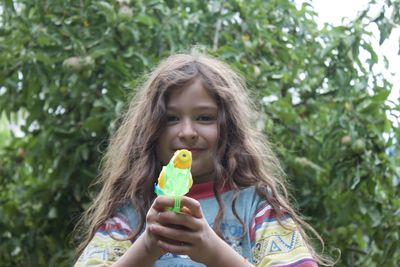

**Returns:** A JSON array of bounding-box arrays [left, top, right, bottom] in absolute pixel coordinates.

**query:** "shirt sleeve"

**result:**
[[74, 215, 133, 267], [250, 202, 318, 267]]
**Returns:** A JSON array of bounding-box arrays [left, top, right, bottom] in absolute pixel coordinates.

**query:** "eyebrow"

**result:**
[[166, 105, 218, 111]]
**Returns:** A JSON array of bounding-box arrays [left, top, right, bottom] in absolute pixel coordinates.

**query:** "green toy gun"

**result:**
[[154, 149, 193, 212]]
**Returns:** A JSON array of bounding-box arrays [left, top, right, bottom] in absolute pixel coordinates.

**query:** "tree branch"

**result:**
[[213, 0, 225, 50]]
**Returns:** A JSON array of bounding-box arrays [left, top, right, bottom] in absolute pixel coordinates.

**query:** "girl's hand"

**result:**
[[139, 196, 172, 259], [111, 196, 179, 266], [148, 195, 227, 266], [138, 195, 202, 259]]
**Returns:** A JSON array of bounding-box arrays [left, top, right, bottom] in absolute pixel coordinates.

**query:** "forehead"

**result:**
[[166, 79, 218, 109]]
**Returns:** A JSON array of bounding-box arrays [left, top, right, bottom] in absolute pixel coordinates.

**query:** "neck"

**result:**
[[192, 171, 216, 184]]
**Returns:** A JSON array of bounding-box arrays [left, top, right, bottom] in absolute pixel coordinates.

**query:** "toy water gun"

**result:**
[[154, 149, 193, 212]]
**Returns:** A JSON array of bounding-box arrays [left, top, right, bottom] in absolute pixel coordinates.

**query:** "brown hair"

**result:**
[[75, 52, 333, 265]]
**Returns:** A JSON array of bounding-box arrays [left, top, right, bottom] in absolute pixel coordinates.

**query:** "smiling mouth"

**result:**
[[175, 148, 203, 155]]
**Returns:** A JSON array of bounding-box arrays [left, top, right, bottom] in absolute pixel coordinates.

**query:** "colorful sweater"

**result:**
[[75, 182, 318, 267]]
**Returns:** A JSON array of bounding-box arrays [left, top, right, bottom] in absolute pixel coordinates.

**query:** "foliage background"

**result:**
[[0, 0, 399, 266]]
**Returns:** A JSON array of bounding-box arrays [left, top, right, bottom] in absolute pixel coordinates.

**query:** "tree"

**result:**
[[0, 0, 399, 266]]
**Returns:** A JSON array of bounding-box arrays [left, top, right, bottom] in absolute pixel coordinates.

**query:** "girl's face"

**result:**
[[156, 78, 219, 184]]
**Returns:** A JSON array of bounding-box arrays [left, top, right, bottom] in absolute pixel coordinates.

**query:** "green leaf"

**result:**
[[372, 89, 390, 103], [93, 1, 116, 24], [378, 19, 393, 45], [136, 15, 154, 26]]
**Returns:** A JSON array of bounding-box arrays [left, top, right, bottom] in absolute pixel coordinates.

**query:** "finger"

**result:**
[[146, 206, 160, 223], [180, 196, 203, 218], [150, 223, 196, 245], [157, 239, 191, 255], [152, 196, 203, 219], [155, 234, 184, 247], [157, 211, 201, 231], [151, 196, 175, 211], [181, 206, 192, 215]]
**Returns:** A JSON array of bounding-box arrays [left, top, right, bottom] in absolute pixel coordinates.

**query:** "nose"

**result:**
[[178, 119, 198, 140]]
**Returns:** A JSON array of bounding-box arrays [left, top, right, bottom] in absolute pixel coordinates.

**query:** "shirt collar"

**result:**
[[186, 181, 231, 200]]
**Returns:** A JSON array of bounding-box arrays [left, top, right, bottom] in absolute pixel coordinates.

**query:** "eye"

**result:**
[[167, 115, 179, 123], [197, 115, 216, 122]]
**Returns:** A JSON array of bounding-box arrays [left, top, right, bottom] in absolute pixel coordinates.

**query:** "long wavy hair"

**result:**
[[75, 52, 332, 265]]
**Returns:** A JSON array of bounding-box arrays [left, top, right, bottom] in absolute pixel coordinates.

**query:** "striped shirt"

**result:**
[[75, 183, 317, 267]]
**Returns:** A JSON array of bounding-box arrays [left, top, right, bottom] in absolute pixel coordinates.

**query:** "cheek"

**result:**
[[159, 125, 179, 140], [157, 126, 175, 145], [156, 146, 172, 166], [208, 126, 219, 147]]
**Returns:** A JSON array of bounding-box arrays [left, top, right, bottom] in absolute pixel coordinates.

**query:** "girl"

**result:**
[[74, 52, 329, 266]]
